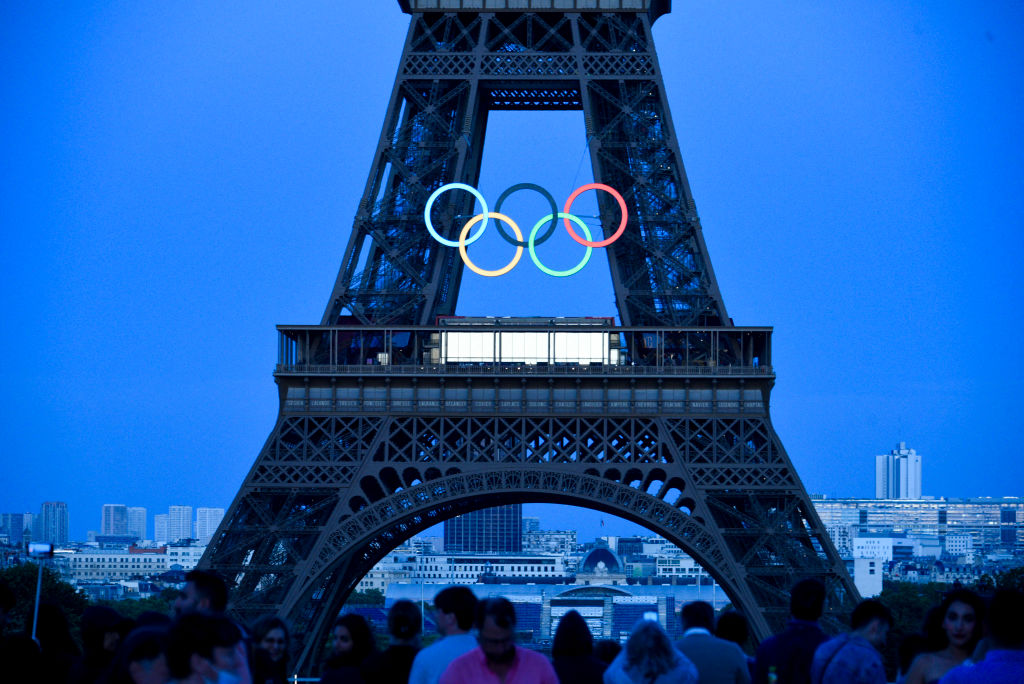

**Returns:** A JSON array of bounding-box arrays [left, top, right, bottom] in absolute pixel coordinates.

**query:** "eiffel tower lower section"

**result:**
[[207, 323, 855, 671], [201, 2, 857, 674]]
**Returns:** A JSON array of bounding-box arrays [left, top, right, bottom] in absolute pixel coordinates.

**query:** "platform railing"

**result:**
[[276, 324, 773, 376]]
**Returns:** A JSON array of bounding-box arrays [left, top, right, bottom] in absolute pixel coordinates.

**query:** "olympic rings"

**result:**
[[424, 183, 489, 247], [493, 183, 559, 247], [423, 182, 628, 277], [563, 183, 628, 248], [459, 212, 523, 277], [529, 213, 593, 278]]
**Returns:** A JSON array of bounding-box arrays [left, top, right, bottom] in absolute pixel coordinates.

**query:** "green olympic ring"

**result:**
[[529, 213, 593, 277]]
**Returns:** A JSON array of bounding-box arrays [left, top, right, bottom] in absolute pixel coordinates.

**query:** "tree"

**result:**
[[994, 566, 1024, 592], [0, 562, 90, 644], [343, 588, 385, 606], [97, 587, 178, 621]]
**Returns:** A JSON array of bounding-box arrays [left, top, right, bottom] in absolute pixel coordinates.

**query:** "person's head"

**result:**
[[593, 638, 622, 665], [167, 613, 248, 683], [475, 598, 517, 665], [252, 616, 289, 664], [81, 605, 132, 656], [625, 620, 678, 681], [936, 589, 984, 653], [330, 613, 375, 664], [387, 600, 422, 643], [105, 626, 170, 684], [987, 588, 1024, 650], [434, 586, 477, 635], [32, 602, 80, 656], [680, 601, 714, 631], [173, 570, 228, 618], [715, 611, 750, 648], [790, 578, 826, 621], [849, 599, 892, 650], [552, 610, 593, 658]]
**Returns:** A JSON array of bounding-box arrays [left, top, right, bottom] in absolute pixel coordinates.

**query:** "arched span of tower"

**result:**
[[298, 473, 745, 667], [206, 396, 855, 673]]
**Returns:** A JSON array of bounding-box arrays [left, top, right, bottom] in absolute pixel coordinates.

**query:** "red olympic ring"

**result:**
[[562, 183, 628, 248]]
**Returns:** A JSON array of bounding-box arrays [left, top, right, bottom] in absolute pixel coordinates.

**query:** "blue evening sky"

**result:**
[[1, 2, 1021, 542]]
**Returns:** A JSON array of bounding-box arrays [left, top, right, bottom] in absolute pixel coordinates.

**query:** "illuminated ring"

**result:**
[[424, 183, 489, 248], [493, 183, 559, 247], [562, 183, 628, 248], [459, 212, 523, 277], [529, 213, 593, 278]]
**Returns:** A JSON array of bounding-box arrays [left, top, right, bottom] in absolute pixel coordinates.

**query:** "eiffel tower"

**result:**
[[202, 0, 857, 672]]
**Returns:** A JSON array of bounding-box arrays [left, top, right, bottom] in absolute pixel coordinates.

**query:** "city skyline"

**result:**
[[8, 486, 1023, 547], [2, 3, 1021, 541]]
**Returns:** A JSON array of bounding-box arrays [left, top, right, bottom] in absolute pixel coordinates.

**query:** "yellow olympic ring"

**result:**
[[458, 212, 523, 277]]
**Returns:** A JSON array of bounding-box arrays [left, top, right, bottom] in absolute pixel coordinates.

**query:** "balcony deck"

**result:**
[[275, 324, 773, 380]]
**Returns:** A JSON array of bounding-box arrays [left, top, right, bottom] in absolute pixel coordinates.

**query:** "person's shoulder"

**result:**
[[713, 634, 751, 659], [416, 636, 451, 658], [672, 651, 700, 681], [449, 645, 481, 665], [707, 632, 745, 649], [905, 651, 938, 681], [676, 632, 710, 650], [439, 647, 483, 684], [816, 632, 846, 649], [936, 661, 971, 684], [410, 639, 439, 671], [755, 631, 783, 655], [518, 646, 555, 666], [684, 632, 743, 653]]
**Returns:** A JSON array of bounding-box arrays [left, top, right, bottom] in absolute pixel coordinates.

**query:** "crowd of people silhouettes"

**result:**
[[1, 569, 1023, 683]]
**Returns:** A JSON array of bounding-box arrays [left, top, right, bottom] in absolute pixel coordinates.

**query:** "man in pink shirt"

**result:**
[[440, 597, 558, 684]]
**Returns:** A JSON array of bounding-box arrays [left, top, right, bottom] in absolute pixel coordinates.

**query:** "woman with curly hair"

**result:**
[[904, 589, 985, 684], [603, 619, 698, 684]]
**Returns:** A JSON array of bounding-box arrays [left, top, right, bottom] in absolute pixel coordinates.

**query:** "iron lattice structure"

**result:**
[[202, 1, 857, 673]]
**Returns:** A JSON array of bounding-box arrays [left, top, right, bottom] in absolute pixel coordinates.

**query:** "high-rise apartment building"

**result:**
[[0, 513, 30, 545], [127, 507, 147, 539], [168, 506, 193, 543], [875, 442, 922, 499], [444, 504, 522, 554], [38, 501, 69, 545], [195, 507, 224, 543], [101, 504, 128, 536], [154, 514, 169, 544]]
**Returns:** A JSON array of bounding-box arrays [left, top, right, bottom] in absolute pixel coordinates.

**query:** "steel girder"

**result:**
[[321, 10, 728, 326]]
